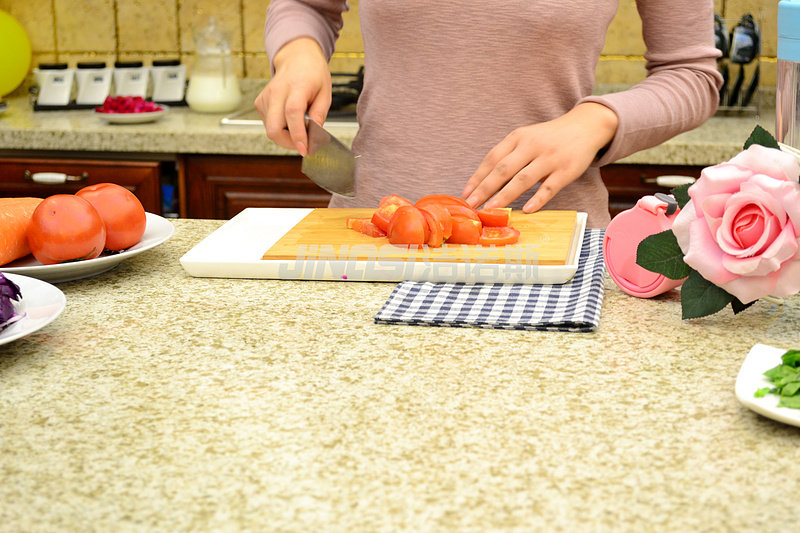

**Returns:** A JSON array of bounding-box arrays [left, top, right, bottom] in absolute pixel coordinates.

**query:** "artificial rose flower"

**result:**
[[672, 144, 800, 304]]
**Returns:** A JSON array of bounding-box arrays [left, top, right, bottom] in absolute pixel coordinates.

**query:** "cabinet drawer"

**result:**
[[0, 157, 162, 214], [181, 155, 331, 219], [601, 164, 702, 219]]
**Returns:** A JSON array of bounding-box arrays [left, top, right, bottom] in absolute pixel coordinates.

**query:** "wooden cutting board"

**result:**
[[262, 208, 578, 266]]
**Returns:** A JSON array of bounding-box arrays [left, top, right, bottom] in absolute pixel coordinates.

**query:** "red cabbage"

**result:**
[[0, 273, 23, 331]]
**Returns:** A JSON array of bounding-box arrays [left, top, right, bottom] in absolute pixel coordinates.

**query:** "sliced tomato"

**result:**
[[372, 194, 413, 233], [447, 216, 482, 245], [387, 205, 427, 245], [379, 194, 412, 208], [477, 207, 511, 227], [346, 217, 386, 238], [478, 226, 520, 246], [346, 217, 366, 230], [421, 211, 445, 248], [415, 194, 471, 210], [418, 203, 452, 241], [445, 204, 480, 221]]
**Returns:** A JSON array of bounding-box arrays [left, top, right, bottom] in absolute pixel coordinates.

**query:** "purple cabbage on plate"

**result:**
[[0, 273, 23, 331]]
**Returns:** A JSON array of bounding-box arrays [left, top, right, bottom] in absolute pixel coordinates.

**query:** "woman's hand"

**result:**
[[461, 102, 619, 213], [254, 37, 332, 156]]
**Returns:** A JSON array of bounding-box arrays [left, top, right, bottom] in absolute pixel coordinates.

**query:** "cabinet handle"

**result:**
[[24, 170, 89, 184], [641, 175, 696, 188]]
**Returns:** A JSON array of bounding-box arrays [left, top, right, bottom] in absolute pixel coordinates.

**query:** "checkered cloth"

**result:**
[[374, 229, 605, 332]]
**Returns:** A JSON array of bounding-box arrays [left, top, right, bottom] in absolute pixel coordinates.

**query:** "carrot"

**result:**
[[0, 197, 44, 266]]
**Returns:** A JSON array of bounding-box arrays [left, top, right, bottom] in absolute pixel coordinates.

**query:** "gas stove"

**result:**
[[221, 67, 362, 127], [328, 66, 362, 118]]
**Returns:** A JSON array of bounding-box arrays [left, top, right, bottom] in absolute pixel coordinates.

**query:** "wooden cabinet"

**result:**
[[180, 157, 705, 220], [0, 152, 705, 221], [601, 164, 703, 219], [180, 155, 331, 219], [0, 156, 163, 214]]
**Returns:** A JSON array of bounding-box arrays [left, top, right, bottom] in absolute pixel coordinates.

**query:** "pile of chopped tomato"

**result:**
[[345, 194, 520, 247]]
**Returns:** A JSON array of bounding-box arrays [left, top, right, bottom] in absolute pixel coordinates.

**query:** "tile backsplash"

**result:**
[[0, 0, 778, 93]]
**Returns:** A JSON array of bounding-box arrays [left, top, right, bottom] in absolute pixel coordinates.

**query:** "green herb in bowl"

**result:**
[[755, 349, 800, 409]]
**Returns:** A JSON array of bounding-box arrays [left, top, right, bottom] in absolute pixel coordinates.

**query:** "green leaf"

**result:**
[[671, 183, 692, 210], [782, 381, 800, 397], [766, 365, 799, 383], [764, 364, 789, 381], [777, 395, 800, 409], [743, 125, 780, 150], [680, 270, 733, 319], [731, 298, 757, 315], [754, 387, 773, 398], [777, 368, 800, 385], [782, 350, 800, 367], [636, 230, 691, 280]]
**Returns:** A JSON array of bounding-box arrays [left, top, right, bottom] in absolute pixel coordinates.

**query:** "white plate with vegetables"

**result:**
[[94, 97, 167, 124], [95, 107, 168, 124], [1, 213, 174, 283], [735, 343, 800, 427], [0, 273, 66, 346]]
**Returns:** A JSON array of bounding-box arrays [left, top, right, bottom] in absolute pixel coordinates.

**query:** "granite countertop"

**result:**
[[0, 84, 357, 157], [0, 82, 777, 165], [1, 218, 798, 531]]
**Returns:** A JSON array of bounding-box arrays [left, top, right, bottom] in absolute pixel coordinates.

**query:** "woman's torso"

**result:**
[[330, 0, 620, 227]]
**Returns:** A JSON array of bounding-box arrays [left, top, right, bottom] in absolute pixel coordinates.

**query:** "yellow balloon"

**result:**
[[0, 10, 32, 97]]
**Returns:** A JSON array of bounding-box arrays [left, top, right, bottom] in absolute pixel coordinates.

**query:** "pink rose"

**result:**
[[672, 144, 800, 304]]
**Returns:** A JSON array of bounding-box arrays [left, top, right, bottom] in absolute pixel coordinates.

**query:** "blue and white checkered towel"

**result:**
[[374, 229, 605, 332]]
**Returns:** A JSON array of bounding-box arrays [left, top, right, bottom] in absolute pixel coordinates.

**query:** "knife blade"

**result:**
[[301, 116, 357, 197]]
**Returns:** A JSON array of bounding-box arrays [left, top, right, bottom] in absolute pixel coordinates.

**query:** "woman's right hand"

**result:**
[[254, 37, 332, 156]]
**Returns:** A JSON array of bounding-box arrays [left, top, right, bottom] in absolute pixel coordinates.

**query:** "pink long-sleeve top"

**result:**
[[265, 0, 723, 227]]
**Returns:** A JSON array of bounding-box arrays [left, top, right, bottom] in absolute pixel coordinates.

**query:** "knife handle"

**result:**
[[741, 64, 759, 108], [727, 65, 744, 107]]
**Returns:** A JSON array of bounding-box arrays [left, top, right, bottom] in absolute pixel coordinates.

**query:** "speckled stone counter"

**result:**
[[1, 219, 798, 532], [0, 84, 777, 165], [0, 85, 356, 157]]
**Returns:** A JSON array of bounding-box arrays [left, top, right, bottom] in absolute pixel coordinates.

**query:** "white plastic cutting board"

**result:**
[[179, 208, 587, 284]]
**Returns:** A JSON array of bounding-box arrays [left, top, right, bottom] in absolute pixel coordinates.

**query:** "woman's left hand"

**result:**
[[461, 102, 619, 213]]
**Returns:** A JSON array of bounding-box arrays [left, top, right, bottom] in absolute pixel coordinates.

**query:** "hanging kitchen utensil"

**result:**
[[727, 14, 760, 107], [714, 14, 729, 104], [741, 63, 760, 108], [301, 116, 357, 197]]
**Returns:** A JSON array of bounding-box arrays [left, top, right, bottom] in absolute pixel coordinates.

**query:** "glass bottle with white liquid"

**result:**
[[185, 18, 241, 113]]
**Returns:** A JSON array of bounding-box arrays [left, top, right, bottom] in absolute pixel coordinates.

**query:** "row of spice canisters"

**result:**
[[32, 59, 187, 110]]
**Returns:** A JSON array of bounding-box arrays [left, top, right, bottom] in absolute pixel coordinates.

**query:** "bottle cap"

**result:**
[[779, 0, 800, 61], [77, 61, 107, 69], [114, 60, 144, 68], [37, 62, 68, 70], [152, 59, 181, 67]]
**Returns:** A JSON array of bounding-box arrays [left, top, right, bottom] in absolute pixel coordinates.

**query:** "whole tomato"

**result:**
[[76, 183, 146, 250], [27, 195, 107, 265]]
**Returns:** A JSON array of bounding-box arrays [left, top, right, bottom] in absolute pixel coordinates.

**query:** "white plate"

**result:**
[[95, 106, 167, 124], [1, 213, 174, 283], [735, 343, 800, 427], [180, 208, 587, 284], [0, 273, 66, 346]]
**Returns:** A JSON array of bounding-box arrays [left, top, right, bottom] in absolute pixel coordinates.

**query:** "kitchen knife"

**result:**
[[727, 14, 759, 107], [741, 64, 759, 108], [714, 14, 729, 105], [301, 116, 357, 197]]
